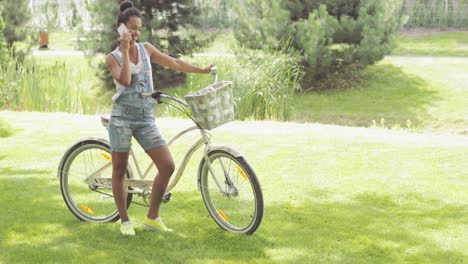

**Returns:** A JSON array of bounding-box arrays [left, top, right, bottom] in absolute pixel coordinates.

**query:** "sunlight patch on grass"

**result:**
[[394, 30, 468, 56], [266, 248, 312, 263], [201, 31, 238, 54], [430, 224, 468, 253], [293, 57, 468, 135], [6, 224, 69, 246]]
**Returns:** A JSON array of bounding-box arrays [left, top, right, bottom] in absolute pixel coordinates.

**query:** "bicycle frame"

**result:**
[[125, 122, 243, 192], [59, 68, 242, 200], [130, 125, 210, 192], [66, 116, 242, 201]]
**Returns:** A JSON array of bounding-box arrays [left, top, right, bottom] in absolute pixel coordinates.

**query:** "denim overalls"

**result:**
[[108, 43, 166, 152]]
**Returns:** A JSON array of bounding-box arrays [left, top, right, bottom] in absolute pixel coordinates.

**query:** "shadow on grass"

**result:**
[[294, 64, 441, 129], [286, 191, 468, 263], [0, 176, 466, 263], [0, 175, 270, 263]]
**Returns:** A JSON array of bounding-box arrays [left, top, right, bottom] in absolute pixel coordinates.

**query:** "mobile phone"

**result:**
[[117, 24, 127, 35]]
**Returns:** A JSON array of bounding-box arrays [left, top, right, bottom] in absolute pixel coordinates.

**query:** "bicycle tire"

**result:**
[[59, 139, 132, 223], [198, 150, 263, 234]]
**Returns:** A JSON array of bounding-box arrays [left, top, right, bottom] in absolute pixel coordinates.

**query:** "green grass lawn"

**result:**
[[393, 29, 468, 57], [12, 30, 81, 52], [0, 111, 467, 263], [293, 56, 468, 135], [37, 31, 81, 51]]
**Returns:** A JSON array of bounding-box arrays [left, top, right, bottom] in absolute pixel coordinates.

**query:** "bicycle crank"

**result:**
[[162, 192, 171, 203]]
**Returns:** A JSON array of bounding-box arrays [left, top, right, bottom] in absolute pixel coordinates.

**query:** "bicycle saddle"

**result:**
[[101, 115, 110, 128]]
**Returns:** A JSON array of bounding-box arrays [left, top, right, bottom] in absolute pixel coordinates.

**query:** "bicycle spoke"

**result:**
[[60, 141, 131, 223], [199, 150, 262, 233]]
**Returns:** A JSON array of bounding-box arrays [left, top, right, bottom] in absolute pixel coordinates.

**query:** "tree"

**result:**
[[0, 0, 31, 47], [234, 0, 407, 86], [194, 0, 236, 28], [406, 0, 468, 28], [138, 0, 212, 88], [87, 0, 213, 90], [40, 1, 60, 31], [67, 0, 82, 30], [0, 14, 10, 107], [0, 14, 8, 65]]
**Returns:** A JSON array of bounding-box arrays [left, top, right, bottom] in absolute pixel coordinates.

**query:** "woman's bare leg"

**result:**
[[145, 145, 175, 219], [111, 151, 130, 223]]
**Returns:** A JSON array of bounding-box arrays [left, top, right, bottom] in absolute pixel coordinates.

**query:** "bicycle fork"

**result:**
[[201, 145, 239, 197]]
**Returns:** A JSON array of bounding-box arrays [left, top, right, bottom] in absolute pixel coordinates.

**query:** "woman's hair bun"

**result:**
[[120, 0, 134, 13]]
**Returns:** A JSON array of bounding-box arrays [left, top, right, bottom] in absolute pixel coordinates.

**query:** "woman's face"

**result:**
[[125, 16, 142, 44]]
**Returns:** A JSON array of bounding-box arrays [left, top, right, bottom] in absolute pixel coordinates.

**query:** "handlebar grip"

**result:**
[[151, 91, 163, 99], [210, 66, 218, 83], [210, 66, 218, 75], [151, 91, 164, 104]]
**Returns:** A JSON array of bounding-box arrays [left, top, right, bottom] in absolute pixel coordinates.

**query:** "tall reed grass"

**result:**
[[0, 56, 99, 114], [167, 50, 302, 121], [1, 48, 301, 121], [229, 50, 302, 121]]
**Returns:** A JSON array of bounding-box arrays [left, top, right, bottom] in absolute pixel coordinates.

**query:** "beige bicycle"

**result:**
[[57, 70, 264, 234]]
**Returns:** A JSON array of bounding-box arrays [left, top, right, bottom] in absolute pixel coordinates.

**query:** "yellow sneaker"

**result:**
[[143, 217, 173, 233], [120, 221, 136, 236]]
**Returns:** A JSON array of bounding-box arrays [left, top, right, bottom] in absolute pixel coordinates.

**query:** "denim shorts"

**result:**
[[108, 105, 167, 152]]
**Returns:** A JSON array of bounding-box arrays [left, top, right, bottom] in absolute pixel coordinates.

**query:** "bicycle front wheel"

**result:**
[[199, 150, 263, 234], [59, 140, 132, 223]]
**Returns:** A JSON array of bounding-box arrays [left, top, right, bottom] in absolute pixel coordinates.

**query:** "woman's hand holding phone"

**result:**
[[117, 24, 131, 51], [117, 23, 127, 35]]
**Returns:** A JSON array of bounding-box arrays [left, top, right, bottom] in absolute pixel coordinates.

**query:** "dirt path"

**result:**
[[32, 50, 85, 56]]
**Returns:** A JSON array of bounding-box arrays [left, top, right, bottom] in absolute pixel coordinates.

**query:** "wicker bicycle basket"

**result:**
[[185, 80, 234, 130]]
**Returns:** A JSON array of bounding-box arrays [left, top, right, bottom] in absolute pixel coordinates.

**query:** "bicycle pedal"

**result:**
[[162, 192, 171, 203]]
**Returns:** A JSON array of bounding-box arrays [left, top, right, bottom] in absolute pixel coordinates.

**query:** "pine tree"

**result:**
[[138, 0, 209, 88], [234, 0, 407, 84], [0, 0, 31, 47], [234, 0, 293, 50]]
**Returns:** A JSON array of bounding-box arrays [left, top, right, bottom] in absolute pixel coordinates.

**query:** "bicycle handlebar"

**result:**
[[210, 66, 218, 83], [141, 66, 218, 106]]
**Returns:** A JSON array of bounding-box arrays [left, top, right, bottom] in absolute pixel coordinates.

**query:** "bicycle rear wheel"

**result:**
[[199, 150, 263, 234], [58, 139, 132, 223]]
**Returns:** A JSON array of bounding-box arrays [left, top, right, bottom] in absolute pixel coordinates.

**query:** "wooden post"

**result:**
[[39, 30, 48, 49]]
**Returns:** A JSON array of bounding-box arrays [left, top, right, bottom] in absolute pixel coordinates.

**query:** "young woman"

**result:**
[[106, 0, 213, 236]]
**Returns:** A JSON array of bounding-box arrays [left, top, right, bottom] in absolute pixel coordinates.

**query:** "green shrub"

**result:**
[[0, 118, 13, 138], [233, 1, 293, 50], [0, 0, 31, 47], [233, 0, 407, 89]]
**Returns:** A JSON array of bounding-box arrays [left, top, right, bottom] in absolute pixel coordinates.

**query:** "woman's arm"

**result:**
[[106, 32, 133, 86], [143, 42, 212, 74]]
